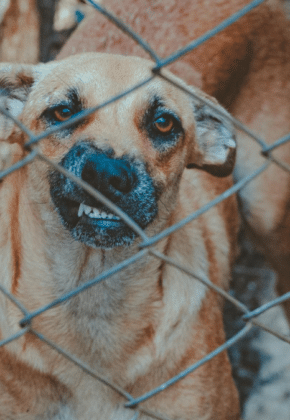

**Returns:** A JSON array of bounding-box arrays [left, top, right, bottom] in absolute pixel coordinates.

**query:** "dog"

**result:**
[[0, 53, 240, 419], [0, 0, 39, 63], [58, 0, 290, 320]]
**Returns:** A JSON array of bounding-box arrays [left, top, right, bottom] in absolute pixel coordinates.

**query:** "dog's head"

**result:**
[[0, 53, 236, 249]]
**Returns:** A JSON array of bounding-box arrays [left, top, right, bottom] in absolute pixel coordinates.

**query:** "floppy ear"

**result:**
[[0, 64, 35, 142], [0, 64, 38, 173], [0, 62, 55, 140], [187, 102, 236, 177], [0, 63, 36, 139]]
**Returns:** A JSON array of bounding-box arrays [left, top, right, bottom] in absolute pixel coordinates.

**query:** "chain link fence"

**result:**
[[0, 0, 290, 418]]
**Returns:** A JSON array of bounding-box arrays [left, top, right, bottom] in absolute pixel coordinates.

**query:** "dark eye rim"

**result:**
[[41, 102, 85, 127]]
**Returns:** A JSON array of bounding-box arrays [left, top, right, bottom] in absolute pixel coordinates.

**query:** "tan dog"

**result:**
[[0, 0, 39, 63], [0, 53, 239, 419], [58, 0, 290, 319]]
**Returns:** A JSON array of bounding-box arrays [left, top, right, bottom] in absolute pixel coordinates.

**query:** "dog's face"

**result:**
[[0, 53, 235, 249]]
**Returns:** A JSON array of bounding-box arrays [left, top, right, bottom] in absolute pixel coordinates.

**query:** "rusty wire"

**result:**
[[0, 0, 290, 419]]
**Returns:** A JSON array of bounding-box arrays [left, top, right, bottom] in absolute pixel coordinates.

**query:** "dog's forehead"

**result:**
[[34, 53, 191, 112], [40, 53, 153, 96]]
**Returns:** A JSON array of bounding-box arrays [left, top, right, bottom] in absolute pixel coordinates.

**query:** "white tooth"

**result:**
[[78, 205, 121, 220], [92, 208, 101, 217], [84, 205, 92, 215], [78, 203, 84, 217]]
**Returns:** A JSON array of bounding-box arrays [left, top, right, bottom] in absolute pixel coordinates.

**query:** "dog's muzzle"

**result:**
[[49, 142, 158, 248]]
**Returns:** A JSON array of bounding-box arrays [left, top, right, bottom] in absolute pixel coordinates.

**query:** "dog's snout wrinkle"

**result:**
[[82, 153, 136, 201]]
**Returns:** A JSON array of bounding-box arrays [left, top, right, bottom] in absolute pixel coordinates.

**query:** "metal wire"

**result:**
[[141, 162, 270, 248], [0, 0, 290, 419], [152, 0, 266, 71], [19, 249, 148, 327], [125, 324, 253, 408]]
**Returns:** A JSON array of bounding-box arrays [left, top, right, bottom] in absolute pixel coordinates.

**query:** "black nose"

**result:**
[[81, 152, 136, 201]]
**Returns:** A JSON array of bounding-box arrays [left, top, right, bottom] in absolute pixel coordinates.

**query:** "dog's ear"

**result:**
[[0, 64, 36, 139], [0, 64, 40, 169], [187, 102, 236, 177], [0, 62, 54, 139]]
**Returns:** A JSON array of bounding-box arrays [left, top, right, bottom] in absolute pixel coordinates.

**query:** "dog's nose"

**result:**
[[81, 153, 136, 200]]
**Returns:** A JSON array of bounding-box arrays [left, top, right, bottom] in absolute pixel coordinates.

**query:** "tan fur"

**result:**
[[0, 0, 39, 64], [54, 0, 100, 31], [0, 53, 239, 419], [57, 0, 290, 321]]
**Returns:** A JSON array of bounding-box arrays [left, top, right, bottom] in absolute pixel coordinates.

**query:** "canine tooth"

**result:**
[[78, 203, 84, 217]]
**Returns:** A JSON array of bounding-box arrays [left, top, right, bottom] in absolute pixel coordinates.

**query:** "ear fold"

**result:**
[[187, 101, 236, 177], [0, 63, 36, 139], [0, 62, 55, 140]]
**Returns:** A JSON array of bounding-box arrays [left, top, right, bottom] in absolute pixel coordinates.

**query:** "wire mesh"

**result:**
[[0, 0, 290, 419]]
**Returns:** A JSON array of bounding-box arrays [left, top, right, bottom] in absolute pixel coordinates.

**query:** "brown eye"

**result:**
[[154, 115, 174, 133], [53, 107, 73, 122]]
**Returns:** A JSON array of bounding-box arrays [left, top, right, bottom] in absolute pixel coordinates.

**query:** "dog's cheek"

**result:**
[[20, 116, 67, 160], [151, 145, 188, 190], [24, 112, 79, 161], [144, 159, 182, 220], [40, 138, 71, 161], [27, 160, 53, 209]]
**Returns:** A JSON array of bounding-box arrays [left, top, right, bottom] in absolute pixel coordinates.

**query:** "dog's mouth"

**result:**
[[49, 143, 158, 249], [52, 191, 156, 249], [55, 197, 131, 248]]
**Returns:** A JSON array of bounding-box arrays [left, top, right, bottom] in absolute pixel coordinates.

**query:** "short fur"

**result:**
[[58, 0, 290, 320], [0, 0, 39, 64], [0, 53, 239, 419], [53, 0, 100, 31]]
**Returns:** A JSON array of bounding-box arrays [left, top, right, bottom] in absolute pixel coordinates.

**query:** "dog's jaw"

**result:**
[[70, 211, 137, 248]]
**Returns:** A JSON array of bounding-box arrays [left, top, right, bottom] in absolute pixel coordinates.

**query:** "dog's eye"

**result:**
[[144, 107, 183, 150], [53, 106, 73, 122], [154, 114, 174, 134]]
